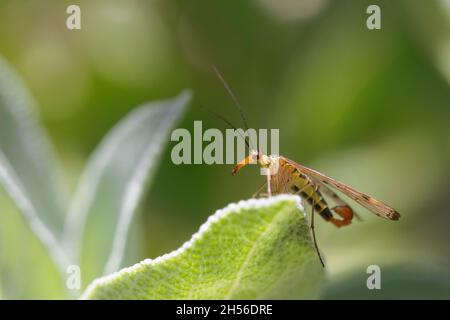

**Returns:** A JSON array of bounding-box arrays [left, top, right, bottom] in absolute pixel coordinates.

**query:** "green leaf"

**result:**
[[0, 191, 65, 299], [63, 91, 191, 285], [0, 56, 69, 271], [82, 195, 324, 300]]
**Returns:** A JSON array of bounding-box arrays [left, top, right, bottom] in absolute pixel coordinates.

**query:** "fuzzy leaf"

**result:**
[[82, 195, 324, 300]]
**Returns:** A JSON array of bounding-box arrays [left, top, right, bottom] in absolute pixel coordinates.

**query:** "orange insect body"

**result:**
[[232, 150, 400, 227], [211, 66, 400, 267]]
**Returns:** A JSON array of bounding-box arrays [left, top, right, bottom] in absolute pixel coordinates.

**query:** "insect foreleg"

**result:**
[[252, 181, 267, 198], [266, 168, 272, 196]]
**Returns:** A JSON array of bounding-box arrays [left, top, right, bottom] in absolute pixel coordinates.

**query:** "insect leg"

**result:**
[[294, 183, 313, 195], [252, 181, 267, 198], [310, 185, 325, 268], [266, 169, 272, 197]]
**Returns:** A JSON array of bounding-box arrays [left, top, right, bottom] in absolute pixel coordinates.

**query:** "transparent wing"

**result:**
[[281, 156, 400, 220], [308, 175, 363, 221]]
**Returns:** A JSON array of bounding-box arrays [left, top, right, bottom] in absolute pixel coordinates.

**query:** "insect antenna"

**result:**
[[211, 65, 250, 132], [197, 105, 250, 149]]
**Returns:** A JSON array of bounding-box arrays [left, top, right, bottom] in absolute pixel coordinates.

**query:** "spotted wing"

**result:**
[[281, 156, 400, 220]]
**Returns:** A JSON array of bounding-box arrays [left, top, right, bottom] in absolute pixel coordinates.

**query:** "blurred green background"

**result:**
[[0, 0, 449, 299]]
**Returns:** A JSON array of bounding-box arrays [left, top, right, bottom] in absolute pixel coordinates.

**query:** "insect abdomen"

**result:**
[[290, 174, 333, 220]]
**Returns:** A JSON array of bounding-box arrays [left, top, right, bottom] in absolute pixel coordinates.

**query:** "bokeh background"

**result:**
[[0, 0, 449, 299]]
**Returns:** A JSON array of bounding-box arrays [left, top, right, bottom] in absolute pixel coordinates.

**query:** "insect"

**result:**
[[211, 66, 400, 267]]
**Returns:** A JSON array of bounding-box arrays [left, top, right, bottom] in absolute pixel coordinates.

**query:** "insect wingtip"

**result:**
[[391, 210, 401, 220]]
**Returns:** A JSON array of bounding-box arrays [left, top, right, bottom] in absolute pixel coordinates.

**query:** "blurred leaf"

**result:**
[[64, 91, 192, 285], [0, 56, 69, 270], [321, 264, 450, 299], [82, 195, 324, 300], [0, 191, 64, 299]]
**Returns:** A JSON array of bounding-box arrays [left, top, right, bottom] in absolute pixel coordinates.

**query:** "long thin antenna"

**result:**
[[212, 65, 249, 131], [197, 105, 250, 148]]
